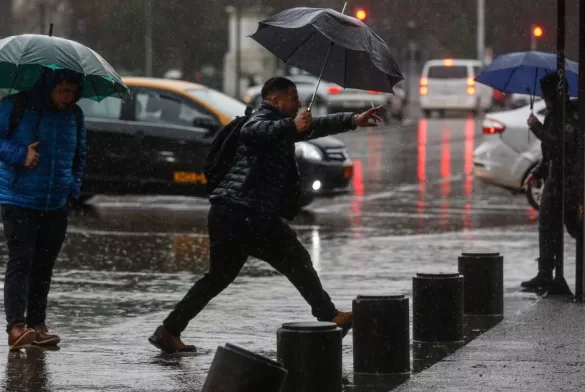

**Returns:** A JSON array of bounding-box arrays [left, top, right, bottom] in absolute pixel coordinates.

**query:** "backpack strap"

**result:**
[[7, 92, 30, 140]]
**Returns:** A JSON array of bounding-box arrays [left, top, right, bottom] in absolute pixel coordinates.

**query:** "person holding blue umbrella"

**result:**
[[521, 73, 577, 289]]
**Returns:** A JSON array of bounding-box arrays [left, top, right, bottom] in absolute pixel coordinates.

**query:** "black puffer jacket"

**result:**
[[530, 101, 578, 183], [210, 103, 357, 219]]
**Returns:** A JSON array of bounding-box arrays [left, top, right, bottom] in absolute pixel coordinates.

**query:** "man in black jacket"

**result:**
[[149, 77, 383, 353], [521, 73, 576, 289]]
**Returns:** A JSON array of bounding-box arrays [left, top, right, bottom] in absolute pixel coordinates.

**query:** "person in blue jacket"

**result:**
[[0, 69, 87, 350]]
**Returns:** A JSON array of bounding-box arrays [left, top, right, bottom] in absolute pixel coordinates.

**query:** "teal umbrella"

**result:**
[[0, 34, 129, 101]]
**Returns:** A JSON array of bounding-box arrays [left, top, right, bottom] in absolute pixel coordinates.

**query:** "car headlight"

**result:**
[[295, 142, 323, 161]]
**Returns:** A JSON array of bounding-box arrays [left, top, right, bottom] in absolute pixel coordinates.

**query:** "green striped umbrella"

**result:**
[[0, 34, 130, 101]]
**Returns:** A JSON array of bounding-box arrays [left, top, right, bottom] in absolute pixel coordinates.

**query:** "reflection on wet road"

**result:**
[[0, 116, 558, 391]]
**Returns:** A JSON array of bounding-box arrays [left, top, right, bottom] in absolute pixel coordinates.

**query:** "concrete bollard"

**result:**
[[352, 295, 410, 376], [458, 252, 504, 342], [413, 273, 464, 344], [277, 321, 342, 392], [458, 252, 504, 317], [201, 343, 287, 392]]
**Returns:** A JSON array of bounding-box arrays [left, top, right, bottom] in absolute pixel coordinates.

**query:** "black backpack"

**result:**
[[7, 92, 83, 144], [203, 106, 253, 195]]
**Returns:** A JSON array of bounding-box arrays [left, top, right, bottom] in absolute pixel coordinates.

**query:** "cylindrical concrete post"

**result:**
[[277, 321, 342, 392], [201, 343, 287, 392], [352, 295, 410, 376], [413, 273, 464, 344], [458, 252, 504, 316]]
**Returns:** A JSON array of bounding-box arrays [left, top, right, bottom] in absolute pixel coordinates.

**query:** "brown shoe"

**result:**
[[8, 324, 36, 350], [30, 324, 60, 346], [332, 311, 353, 338], [148, 325, 196, 354]]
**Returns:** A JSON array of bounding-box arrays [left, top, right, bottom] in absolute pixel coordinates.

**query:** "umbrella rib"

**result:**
[[343, 48, 348, 89], [284, 30, 318, 62]]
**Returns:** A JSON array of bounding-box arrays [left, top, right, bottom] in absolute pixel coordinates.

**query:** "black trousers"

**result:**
[[538, 179, 563, 276], [163, 203, 338, 336], [2, 204, 68, 329]]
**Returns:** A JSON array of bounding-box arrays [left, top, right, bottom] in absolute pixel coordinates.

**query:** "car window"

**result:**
[[473, 66, 481, 76], [187, 88, 247, 119], [135, 91, 209, 127], [427, 66, 468, 79], [77, 97, 123, 120]]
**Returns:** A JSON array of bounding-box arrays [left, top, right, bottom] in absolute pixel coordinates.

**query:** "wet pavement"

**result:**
[[0, 115, 578, 391]]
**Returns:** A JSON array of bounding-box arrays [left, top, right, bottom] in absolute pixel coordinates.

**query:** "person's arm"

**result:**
[[293, 112, 357, 141], [294, 107, 383, 142], [0, 97, 27, 167], [70, 109, 87, 200]]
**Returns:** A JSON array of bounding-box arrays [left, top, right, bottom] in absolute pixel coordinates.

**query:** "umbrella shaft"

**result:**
[[308, 41, 334, 111]]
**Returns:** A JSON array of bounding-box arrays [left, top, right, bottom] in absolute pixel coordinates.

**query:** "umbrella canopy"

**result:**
[[475, 51, 579, 97], [0, 34, 129, 101], [249, 7, 403, 94]]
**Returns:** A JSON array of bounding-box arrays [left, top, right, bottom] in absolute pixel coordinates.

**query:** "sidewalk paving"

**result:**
[[395, 295, 585, 392]]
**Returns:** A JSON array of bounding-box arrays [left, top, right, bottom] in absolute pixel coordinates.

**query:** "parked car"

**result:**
[[420, 58, 492, 117], [473, 100, 547, 209], [243, 74, 405, 122], [75, 77, 354, 206]]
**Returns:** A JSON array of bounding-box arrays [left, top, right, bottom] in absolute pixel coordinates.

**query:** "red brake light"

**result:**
[[420, 77, 428, 86], [328, 86, 342, 94], [443, 59, 454, 66], [368, 90, 382, 94], [467, 78, 475, 87], [482, 119, 506, 134]]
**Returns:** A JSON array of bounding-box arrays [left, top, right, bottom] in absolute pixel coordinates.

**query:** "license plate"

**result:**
[[173, 171, 207, 184], [344, 165, 354, 179]]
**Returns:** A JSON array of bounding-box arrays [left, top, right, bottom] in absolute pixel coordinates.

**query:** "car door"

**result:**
[[76, 96, 141, 192], [129, 87, 218, 196]]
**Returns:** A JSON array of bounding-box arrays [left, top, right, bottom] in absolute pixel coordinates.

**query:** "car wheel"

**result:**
[[526, 179, 543, 210]]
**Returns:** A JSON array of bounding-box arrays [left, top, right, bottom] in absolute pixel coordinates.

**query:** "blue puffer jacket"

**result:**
[[0, 90, 87, 211]]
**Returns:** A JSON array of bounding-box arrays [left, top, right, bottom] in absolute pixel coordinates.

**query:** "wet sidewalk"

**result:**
[[395, 296, 585, 392]]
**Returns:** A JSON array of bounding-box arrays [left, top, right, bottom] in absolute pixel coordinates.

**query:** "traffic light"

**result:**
[[355, 8, 367, 21], [531, 25, 543, 51]]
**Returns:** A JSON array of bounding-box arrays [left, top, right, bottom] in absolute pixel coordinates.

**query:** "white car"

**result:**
[[473, 100, 547, 209], [420, 58, 493, 117]]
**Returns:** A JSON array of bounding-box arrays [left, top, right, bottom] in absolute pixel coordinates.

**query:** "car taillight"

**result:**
[[482, 118, 506, 134], [467, 78, 476, 95], [368, 90, 382, 94], [419, 77, 428, 95], [328, 86, 342, 94]]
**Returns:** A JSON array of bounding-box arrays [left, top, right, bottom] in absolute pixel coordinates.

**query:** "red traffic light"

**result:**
[[355, 9, 367, 21], [532, 25, 543, 38]]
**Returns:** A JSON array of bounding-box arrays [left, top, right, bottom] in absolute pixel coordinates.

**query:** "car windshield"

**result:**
[[187, 88, 247, 118], [428, 66, 468, 79]]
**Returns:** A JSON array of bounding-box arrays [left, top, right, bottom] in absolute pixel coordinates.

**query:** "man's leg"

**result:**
[[26, 206, 68, 345], [151, 205, 248, 353], [522, 180, 561, 288], [2, 205, 39, 349], [249, 216, 338, 322]]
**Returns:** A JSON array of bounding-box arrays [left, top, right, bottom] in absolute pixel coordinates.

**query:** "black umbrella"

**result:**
[[249, 4, 403, 110]]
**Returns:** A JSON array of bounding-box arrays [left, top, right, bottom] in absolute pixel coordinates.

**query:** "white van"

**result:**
[[419, 59, 492, 117]]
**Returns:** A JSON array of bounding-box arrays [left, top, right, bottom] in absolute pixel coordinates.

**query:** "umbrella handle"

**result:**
[[308, 42, 335, 112]]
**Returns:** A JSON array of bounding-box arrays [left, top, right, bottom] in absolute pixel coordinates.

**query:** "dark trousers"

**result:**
[[2, 204, 68, 329], [538, 179, 563, 276], [163, 203, 338, 336]]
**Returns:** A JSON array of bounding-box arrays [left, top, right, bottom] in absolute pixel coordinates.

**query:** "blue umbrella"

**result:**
[[475, 51, 579, 108]]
